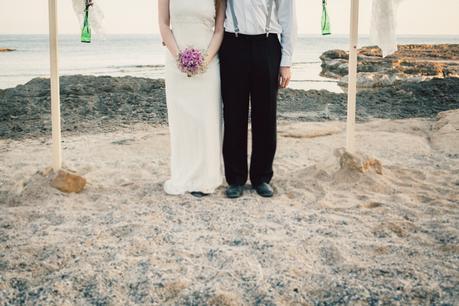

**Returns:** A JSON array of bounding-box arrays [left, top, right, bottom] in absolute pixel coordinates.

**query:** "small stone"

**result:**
[[362, 158, 383, 175], [336, 148, 383, 175], [49, 169, 86, 193], [39, 166, 54, 177]]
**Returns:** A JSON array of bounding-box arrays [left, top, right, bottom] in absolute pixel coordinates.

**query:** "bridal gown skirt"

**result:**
[[163, 0, 224, 195], [163, 48, 224, 195]]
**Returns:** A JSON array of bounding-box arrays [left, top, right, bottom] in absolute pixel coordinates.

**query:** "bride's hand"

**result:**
[[203, 54, 213, 68], [202, 54, 209, 66], [172, 49, 180, 59]]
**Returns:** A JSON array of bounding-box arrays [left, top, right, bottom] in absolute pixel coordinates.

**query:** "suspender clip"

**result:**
[[265, 0, 275, 38]]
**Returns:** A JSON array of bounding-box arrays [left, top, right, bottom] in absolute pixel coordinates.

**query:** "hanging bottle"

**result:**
[[321, 0, 331, 35], [81, 0, 92, 43]]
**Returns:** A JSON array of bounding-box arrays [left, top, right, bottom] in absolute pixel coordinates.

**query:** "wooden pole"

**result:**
[[48, 0, 62, 171], [346, 0, 359, 153]]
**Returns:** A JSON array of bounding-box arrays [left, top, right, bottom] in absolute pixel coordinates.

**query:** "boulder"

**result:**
[[320, 44, 459, 88], [430, 109, 459, 155], [335, 148, 383, 175], [48, 168, 87, 193]]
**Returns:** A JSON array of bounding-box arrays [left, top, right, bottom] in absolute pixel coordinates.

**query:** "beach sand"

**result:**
[[0, 111, 458, 304]]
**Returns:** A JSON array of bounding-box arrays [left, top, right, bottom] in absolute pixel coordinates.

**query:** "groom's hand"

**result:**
[[279, 67, 291, 89]]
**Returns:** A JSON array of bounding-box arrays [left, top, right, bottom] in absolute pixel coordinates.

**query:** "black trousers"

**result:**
[[219, 31, 282, 186]]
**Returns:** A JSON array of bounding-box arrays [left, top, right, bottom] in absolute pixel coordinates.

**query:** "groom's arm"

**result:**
[[276, 0, 298, 88], [276, 0, 297, 68]]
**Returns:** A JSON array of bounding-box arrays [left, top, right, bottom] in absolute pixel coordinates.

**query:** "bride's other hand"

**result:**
[[203, 54, 212, 67], [205, 0, 226, 64]]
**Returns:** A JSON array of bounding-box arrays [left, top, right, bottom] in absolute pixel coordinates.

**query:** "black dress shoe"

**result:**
[[253, 182, 273, 197], [191, 191, 209, 198], [225, 185, 244, 199]]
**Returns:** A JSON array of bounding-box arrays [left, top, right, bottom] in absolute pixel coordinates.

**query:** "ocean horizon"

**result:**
[[1, 33, 458, 92]]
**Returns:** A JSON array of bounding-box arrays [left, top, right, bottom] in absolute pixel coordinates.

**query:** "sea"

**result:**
[[0, 34, 458, 92]]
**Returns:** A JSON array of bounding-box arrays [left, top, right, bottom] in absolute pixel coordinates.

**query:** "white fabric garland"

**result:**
[[370, 0, 405, 57], [70, 0, 403, 56], [72, 0, 106, 39]]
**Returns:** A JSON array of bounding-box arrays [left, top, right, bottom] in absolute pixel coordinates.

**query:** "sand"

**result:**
[[0, 111, 458, 305]]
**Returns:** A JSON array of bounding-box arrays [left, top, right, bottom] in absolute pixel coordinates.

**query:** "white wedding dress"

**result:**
[[163, 0, 224, 195]]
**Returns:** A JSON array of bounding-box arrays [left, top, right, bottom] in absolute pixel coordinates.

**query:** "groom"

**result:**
[[219, 0, 297, 198]]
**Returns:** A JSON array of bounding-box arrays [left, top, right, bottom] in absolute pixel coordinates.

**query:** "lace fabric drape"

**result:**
[[370, 0, 405, 57]]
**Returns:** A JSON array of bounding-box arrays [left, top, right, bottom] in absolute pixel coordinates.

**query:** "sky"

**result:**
[[1, 0, 459, 36]]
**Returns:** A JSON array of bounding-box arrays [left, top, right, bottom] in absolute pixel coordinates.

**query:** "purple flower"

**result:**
[[177, 47, 208, 77]]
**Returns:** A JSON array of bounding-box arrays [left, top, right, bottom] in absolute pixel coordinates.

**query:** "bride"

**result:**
[[158, 0, 225, 197]]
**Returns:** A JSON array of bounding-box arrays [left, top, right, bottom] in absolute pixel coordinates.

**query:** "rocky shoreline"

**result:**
[[0, 48, 16, 52], [320, 44, 459, 89], [1, 74, 458, 139]]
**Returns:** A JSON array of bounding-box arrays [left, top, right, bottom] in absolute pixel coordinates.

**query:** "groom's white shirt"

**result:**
[[224, 0, 297, 67]]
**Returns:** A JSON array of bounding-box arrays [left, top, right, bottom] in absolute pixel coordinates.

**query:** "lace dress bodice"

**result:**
[[169, 0, 216, 51]]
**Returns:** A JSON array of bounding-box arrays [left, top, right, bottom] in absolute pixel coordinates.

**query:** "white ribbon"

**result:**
[[72, 0, 106, 39]]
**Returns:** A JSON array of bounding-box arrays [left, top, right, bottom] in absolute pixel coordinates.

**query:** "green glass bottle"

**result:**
[[321, 0, 331, 36], [81, 1, 91, 43]]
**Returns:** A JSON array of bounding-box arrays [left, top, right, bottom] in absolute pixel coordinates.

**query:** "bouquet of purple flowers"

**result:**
[[177, 47, 208, 77]]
